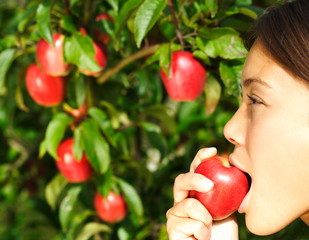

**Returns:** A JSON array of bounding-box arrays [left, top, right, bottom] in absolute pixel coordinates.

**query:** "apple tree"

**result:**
[[0, 0, 307, 239]]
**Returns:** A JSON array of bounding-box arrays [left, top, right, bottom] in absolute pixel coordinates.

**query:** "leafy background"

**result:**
[[0, 0, 308, 239]]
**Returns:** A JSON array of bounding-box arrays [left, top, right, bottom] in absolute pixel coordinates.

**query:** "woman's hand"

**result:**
[[166, 148, 239, 240]]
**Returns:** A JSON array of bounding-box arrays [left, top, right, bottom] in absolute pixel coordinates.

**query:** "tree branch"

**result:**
[[167, 0, 184, 50], [97, 44, 160, 85]]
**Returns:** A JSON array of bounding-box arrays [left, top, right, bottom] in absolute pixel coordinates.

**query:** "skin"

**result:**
[[166, 42, 309, 239]]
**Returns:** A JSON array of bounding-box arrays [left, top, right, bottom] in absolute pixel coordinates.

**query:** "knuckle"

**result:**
[[174, 173, 186, 184], [183, 197, 199, 209]]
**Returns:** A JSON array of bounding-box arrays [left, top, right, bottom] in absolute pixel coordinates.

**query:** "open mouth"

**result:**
[[238, 171, 252, 213]]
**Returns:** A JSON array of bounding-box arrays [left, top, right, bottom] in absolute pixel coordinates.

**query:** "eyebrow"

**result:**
[[242, 78, 272, 88]]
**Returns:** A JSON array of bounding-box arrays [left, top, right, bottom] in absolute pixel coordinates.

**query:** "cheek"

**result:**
[[245, 114, 309, 234]]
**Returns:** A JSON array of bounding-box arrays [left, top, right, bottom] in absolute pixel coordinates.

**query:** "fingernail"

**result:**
[[199, 147, 217, 159], [200, 178, 214, 191]]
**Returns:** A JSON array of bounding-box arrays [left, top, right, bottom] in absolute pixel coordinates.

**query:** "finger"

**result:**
[[167, 198, 212, 228], [211, 214, 238, 240], [190, 148, 217, 172], [173, 173, 214, 203], [167, 215, 211, 240]]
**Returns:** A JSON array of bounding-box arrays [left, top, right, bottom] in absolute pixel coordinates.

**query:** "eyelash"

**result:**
[[247, 94, 263, 105]]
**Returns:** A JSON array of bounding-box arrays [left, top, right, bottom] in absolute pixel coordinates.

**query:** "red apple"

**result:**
[[79, 28, 108, 77], [94, 191, 127, 223], [160, 51, 206, 101], [36, 33, 71, 76], [25, 64, 65, 106], [56, 138, 93, 183], [189, 155, 250, 220]]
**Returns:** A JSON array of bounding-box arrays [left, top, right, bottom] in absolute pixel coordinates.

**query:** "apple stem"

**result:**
[[220, 157, 231, 168], [97, 44, 160, 84]]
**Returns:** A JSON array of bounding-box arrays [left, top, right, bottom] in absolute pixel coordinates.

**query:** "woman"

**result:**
[[166, 0, 309, 239]]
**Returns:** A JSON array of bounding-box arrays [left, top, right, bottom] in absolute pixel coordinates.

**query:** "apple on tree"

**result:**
[[160, 51, 206, 101], [25, 63, 65, 107], [78, 28, 108, 77], [94, 191, 127, 223], [189, 155, 250, 220], [56, 138, 93, 183], [36, 33, 71, 76]]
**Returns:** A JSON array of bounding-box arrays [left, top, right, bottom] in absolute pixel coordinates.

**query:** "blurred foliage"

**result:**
[[0, 0, 307, 239]]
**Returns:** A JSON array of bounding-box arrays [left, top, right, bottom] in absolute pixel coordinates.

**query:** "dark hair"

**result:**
[[245, 0, 309, 82]]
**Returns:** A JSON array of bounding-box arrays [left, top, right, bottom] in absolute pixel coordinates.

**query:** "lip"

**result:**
[[228, 154, 246, 172], [228, 154, 252, 213], [238, 188, 251, 213]]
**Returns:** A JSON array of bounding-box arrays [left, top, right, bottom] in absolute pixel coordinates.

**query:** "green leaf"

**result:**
[[99, 100, 126, 129], [115, 0, 144, 35], [141, 105, 176, 134], [199, 27, 239, 40], [106, 0, 119, 11], [140, 121, 167, 157], [60, 16, 78, 33], [159, 43, 171, 68], [236, 0, 252, 5], [64, 32, 102, 72], [45, 174, 68, 210], [59, 185, 82, 231], [39, 139, 47, 158], [45, 113, 73, 159], [73, 126, 83, 161], [205, 75, 221, 115], [80, 119, 111, 173], [88, 107, 116, 147], [237, 5, 263, 19], [36, 0, 53, 44], [204, 33, 247, 59], [117, 178, 144, 221], [18, 4, 38, 33], [134, 0, 166, 48], [0, 48, 16, 95], [96, 168, 113, 197], [76, 222, 111, 240], [0, 164, 10, 182], [140, 122, 160, 133], [74, 74, 87, 107], [219, 60, 244, 96], [67, 210, 94, 238], [205, 0, 218, 18]]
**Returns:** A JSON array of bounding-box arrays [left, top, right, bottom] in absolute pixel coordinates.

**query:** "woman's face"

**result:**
[[223, 41, 309, 235]]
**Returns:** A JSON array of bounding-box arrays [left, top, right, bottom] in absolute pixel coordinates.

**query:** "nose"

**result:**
[[223, 105, 246, 146]]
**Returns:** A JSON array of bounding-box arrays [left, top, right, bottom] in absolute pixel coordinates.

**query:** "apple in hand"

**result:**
[[160, 51, 206, 101], [25, 64, 65, 107], [189, 155, 250, 220], [78, 28, 108, 77], [94, 191, 127, 223], [56, 138, 93, 183], [36, 33, 71, 76]]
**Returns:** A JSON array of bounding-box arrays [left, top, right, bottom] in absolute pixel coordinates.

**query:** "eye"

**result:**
[[247, 94, 263, 105]]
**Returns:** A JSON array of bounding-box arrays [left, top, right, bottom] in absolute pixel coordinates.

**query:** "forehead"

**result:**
[[241, 42, 309, 94], [241, 42, 285, 88], [242, 43, 274, 81]]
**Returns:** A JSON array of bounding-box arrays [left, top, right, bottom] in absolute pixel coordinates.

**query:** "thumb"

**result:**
[[210, 214, 239, 240]]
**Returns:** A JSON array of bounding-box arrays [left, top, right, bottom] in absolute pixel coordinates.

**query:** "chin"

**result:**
[[245, 214, 292, 236]]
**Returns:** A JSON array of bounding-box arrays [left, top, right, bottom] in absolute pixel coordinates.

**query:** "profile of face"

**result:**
[[223, 41, 309, 235]]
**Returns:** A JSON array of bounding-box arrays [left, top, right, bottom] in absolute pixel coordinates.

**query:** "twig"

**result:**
[[167, 0, 184, 50], [97, 44, 160, 84]]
